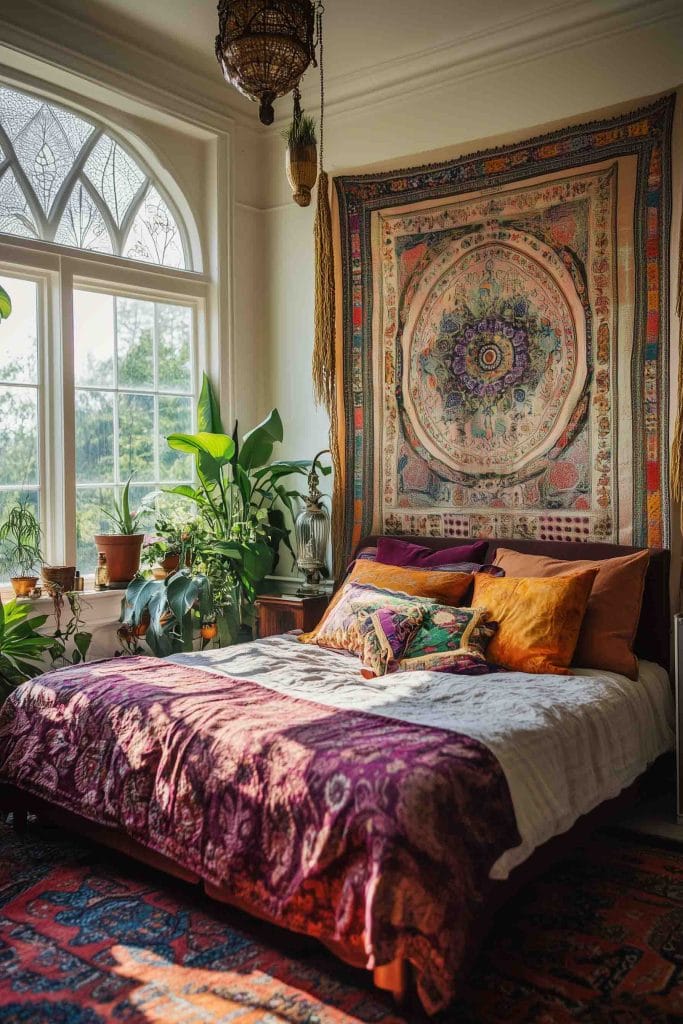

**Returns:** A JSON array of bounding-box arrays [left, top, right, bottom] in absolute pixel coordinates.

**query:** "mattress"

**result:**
[[170, 635, 675, 878]]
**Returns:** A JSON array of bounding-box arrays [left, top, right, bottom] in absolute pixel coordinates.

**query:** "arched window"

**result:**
[[0, 82, 209, 578], [0, 84, 190, 269]]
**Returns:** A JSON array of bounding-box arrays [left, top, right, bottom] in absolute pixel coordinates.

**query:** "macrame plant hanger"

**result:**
[[312, 1, 343, 577]]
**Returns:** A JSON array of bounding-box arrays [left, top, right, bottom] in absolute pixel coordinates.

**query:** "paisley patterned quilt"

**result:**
[[0, 649, 519, 1012]]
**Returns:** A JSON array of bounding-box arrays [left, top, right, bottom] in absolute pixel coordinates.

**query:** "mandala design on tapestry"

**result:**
[[400, 227, 589, 484]]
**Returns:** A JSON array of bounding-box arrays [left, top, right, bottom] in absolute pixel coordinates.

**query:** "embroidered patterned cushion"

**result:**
[[399, 649, 496, 675], [400, 604, 497, 672], [356, 604, 427, 676], [301, 581, 438, 655], [300, 562, 474, 647]]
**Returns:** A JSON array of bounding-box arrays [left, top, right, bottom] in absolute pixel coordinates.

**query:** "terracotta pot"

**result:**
[[132, 610, 150, 638], [161, 553, 180, 574], [10, 576, 38, 598], [94, 534, 144, 588], [286, 143, 318, 207], [42, 566, 76, 595]]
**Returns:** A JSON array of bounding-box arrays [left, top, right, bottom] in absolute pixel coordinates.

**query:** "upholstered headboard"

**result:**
[[355, 536, 671, 672]]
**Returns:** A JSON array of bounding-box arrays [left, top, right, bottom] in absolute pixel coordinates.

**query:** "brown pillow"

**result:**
[[492, 547, 650, 679]]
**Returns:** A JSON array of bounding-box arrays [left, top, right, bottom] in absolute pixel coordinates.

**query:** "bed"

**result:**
[[0, 536, 674, 1015]]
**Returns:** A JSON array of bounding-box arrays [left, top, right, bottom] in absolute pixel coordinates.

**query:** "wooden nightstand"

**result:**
[[255, 582, 330, 639]]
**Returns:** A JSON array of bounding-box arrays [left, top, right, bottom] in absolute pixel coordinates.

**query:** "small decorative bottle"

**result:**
[[94, 552, 110, 591]]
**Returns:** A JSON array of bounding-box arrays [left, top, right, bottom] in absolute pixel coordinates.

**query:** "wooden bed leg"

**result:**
[[373, 957, 408, 1005], [12, 807, 27, 833]]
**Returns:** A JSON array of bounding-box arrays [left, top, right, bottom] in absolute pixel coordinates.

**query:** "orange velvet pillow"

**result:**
[[492, 548, 649, 679], [300, 559, 473, 644], [471, 570, 598, 675]]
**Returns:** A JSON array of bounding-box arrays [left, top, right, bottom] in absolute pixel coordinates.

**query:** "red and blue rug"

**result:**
[[1, 819, 683, 1022]]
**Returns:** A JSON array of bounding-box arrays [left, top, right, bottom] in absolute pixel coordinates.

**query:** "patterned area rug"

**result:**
[[1, 820, 682, 1023]]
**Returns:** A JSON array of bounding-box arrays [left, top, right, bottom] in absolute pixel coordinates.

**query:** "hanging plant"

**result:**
[[283, 101, 318, 207]]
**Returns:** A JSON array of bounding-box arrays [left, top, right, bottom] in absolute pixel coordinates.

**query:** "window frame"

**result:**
[[0, 236, 210, 570]]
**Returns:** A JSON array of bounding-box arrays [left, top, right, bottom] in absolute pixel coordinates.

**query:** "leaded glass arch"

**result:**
[[0, 84, 192, 270]]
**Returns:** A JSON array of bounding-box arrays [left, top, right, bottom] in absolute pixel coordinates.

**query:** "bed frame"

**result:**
[[0, 535, 672, 1013]]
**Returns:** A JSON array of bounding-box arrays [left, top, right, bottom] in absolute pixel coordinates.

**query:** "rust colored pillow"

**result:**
[[300, 559, 473, 644], [492, 548, 649, 679], [472, 570, 598, 675]]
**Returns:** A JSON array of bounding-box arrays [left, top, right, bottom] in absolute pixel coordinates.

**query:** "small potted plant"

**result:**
[[0, 500, 43, 597], [283, 112, 318, 207], [94, 477, 145, 588], [141, 515, 195, 579]]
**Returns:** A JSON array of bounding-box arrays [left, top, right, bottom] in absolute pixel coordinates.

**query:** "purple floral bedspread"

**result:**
[[0, 655, 519, 1012]]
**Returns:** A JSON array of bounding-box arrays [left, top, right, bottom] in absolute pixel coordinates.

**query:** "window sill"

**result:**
[[1, 587, 126, 607]]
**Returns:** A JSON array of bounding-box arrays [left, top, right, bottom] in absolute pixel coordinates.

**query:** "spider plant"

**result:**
[[0, 499, 43, 581]]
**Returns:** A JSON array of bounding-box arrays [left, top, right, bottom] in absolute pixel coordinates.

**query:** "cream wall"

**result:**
[[251, 14, 683, 587]]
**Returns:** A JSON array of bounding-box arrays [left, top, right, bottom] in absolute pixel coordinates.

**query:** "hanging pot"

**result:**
[[286, 143, 318, 207], [41, 566, 76, 595]]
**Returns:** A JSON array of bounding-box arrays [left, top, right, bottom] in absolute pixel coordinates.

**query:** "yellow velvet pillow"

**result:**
[[300, 559, 473, 644], [471, 570, 598, 675]]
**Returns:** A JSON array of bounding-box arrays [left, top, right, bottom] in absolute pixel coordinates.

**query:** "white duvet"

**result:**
[[170, 636, 674, 879]]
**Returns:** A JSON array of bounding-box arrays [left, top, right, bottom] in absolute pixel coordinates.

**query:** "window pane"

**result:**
[[77, 486, 115, 574], [75, 390, 114, 481], [118, 392, 154, 481], [74, 289, 196, 574], [0, 278, 38, 383], [74, 291, 114, 386], [117, 297, 154, 389], [159, 396, 192, 479], [157, 303, 192, 392], [0, 386, 38, 486]]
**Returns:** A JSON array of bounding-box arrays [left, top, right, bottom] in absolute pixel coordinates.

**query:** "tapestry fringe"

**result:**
[[313, 169, 344, 579], [671, 198, 683, 511]]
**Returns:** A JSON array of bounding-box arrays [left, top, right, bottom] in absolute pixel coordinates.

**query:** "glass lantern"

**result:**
[[295, 449, 330, 595]]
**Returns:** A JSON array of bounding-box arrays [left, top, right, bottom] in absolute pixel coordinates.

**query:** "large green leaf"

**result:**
[[167, 431, 235, 485], [0, 285, 11, 322], [238, 409, 283, 472], [197, 372, 223, 433], [239, 540, 274, 582]]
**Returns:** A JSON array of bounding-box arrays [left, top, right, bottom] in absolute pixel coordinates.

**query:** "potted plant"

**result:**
[[0, 597, 54, 703], [165, 373, 329, 631], [94, 477, 145, 588], [283, 113, 318, 207], [0, 500, 43, 597], [121, 569, 218, 657], [141, 515, 194, 579]]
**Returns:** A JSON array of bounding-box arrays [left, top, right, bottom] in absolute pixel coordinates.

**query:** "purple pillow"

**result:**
[[376, 536, 487, 569]]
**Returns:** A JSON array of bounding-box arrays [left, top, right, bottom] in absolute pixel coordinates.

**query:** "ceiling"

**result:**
[[28, 0, 671, 122]]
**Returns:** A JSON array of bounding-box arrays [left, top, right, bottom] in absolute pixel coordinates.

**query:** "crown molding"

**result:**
[[0, 0, 261, 136], [286, 0, 682, 126], [1, 0, 679, 141]]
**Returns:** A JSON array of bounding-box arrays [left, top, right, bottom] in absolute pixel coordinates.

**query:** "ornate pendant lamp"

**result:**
[[215, 0, 317, 125]]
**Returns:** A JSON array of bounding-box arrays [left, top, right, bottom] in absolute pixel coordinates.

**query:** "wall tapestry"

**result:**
[[334, 95, 674, 566]]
